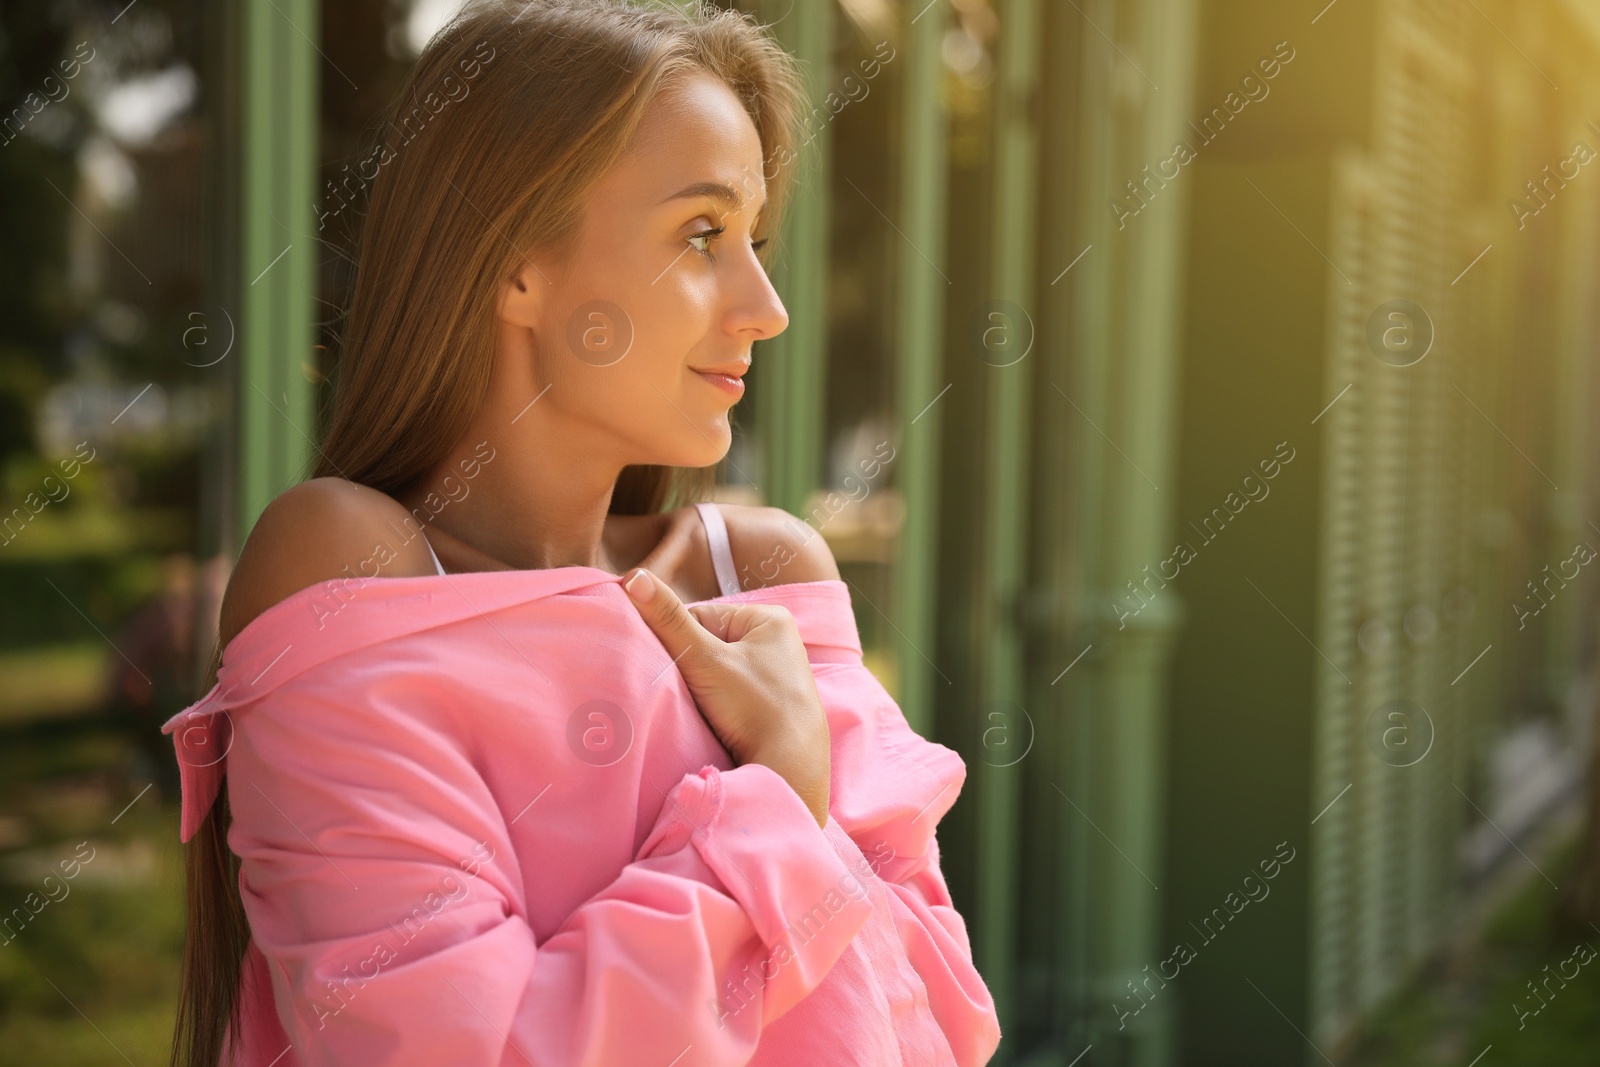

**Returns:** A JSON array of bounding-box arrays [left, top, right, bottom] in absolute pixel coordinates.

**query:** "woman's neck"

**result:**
[[396, 419, 631, 575]]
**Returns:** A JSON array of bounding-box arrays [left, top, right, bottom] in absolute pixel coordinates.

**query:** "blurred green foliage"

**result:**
[[1349, 832, 1600, 1065], [0, 723, 183, 1065]]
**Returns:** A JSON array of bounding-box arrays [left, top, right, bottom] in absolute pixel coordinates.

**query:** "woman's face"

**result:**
[[499, 71, 788, 472]]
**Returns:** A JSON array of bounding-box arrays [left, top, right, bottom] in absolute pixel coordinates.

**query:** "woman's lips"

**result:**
[[693, 370, 746, 398]]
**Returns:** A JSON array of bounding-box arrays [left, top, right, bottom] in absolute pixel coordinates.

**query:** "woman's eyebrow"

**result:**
[[658, 180, 767, 218]]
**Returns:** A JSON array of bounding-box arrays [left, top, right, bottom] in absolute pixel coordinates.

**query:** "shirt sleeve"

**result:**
[[813, 659, 967, 891], [223, 687, 873, 1067], [811, 660, 1002, 1066], [880, 837, 1003, 1066]]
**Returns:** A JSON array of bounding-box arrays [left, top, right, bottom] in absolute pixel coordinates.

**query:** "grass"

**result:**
[[0, 716, 185, 1066], [0, 507, 199, 1064], [0, 643, 109, 724], [1345, 829, 1600, 1066], [0, 505, 190, 561]]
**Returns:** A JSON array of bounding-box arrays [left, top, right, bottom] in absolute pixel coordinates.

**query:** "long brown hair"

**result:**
[[170, 3, 807, 1063]]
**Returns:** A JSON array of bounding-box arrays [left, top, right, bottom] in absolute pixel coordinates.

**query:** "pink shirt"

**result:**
[[163, 567, 1000, 1065]]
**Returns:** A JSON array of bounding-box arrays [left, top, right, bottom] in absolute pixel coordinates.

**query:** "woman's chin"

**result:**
[[648, 428, 731, 469], [687, 437, 732, 468]]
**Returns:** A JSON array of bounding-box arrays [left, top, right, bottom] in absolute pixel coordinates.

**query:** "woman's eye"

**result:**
[[688, 226, 725, 258]]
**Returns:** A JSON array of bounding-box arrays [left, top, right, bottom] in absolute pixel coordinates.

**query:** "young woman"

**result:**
[[165, 2, 999, 1064]]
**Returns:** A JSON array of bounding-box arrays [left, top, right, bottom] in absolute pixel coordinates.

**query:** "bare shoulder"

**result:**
[[714, 503, 840, 588], [218, 477, 436, 650]]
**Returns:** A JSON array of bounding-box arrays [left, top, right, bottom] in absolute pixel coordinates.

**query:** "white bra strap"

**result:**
[[692, 501, 741, 597], [420, 533, 447, 576]]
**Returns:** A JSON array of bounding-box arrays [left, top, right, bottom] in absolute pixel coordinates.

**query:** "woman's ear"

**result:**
[[498, 258, 549, 329]]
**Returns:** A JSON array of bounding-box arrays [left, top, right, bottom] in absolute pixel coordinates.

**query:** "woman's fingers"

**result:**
[[687, 601, 745, 642], [622, 568, 711, 662], [622, 568, 829, 823]]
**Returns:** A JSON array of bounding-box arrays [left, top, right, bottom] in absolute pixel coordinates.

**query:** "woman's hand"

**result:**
[[623, 568, 831, 828]]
